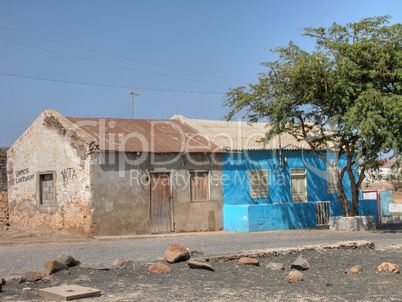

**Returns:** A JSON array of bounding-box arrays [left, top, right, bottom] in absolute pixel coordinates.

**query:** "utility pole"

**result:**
[[130, 91, 143, 119]]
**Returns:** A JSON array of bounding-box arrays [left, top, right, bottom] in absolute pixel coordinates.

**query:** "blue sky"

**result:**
[[1, 0, 401, 147]]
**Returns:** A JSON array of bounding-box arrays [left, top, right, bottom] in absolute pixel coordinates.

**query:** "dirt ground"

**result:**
[[1, 245, 401, 301]]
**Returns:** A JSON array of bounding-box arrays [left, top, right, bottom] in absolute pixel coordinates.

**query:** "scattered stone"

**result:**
[[20, 271, 45, 283], [41, 275, 54, 283], [112, 256, 126, 267], [326, 282, 332, 286], [56, 254, 80, 267], [75, 274, 92, 282], [291, 255, 310, 271], [148, 263, 172, 274], [286, 271, 304, 283], [266, 262, 285, 271], [190, 250, 205, 258], [4, 275, 20, 282], [45, 260, 67, 276], [378, 262, 400, 274], [345, 265, 363, 274], [23, 287, 32, 291], [238, 257, 259, 266], [187, 259, 215, 271], [120, 260, 136, 271], [165, 243, 190, 263]]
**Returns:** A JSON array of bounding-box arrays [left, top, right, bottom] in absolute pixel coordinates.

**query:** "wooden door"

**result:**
[[291, 168, 307, 203], [150, 173, 172, 233]]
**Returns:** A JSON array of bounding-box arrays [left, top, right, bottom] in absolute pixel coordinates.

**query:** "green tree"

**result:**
[[224, 16, 402, 217]]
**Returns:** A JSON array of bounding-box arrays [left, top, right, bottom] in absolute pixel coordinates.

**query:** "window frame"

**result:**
[[189, 170, 211, 202], [326, 167, 340, 194], [36, 171, 58, 212], [249, 169, 269, 199]]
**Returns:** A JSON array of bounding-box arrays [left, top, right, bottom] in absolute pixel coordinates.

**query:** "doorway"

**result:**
[[150, 173, 172, 233]]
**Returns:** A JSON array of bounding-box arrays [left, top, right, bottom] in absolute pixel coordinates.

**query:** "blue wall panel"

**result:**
[[222, 150, 353, 206], [222, 149, 372, 232], [330, 199, 379, 223], [223, 205, 250, 232], [380, 190, 393, 216]]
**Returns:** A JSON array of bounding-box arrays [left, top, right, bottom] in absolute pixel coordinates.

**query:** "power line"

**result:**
[[0, 72, 226, 95], [0, 25, 246, 84], [0, 38, 230, 87]]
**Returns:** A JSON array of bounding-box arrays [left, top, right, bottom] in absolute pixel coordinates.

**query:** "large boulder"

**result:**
[[148, 263, 171, 274], [345, 265, 363, 274], [45, 260, 66, 276], [238, 257, 259, 266], [378, 262, 400, 274], [291, 255, 310, 271], [164, 243, 190, 263], [187, 260, 215, 271], [20, 271, 45, 282], [56, 254, 80, 267], [286, 271, 304, 283]]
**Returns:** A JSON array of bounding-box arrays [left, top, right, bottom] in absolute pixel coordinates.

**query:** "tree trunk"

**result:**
[[336, 167, 351, 217], [346, 153, 359, 217]]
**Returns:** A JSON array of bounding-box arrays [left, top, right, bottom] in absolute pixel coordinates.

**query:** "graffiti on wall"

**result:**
[[15, 168, 35, 184], [62, 168, 78, 182]]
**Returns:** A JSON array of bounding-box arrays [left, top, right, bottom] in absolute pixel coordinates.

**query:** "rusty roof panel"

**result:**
[[64, 117, 224, 153]]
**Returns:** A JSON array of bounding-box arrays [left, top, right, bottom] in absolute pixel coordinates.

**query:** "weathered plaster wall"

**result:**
[[7, 112, 93, 236], [91, 152, 223, 235]]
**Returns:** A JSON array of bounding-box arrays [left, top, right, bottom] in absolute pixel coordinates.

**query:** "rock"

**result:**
[[120, 261, 136, 271], [344, 265, 363, 274], [79, 264, 109, 270], [148, 263, 172, 274], [187, 259, 215, 271], [266, 262, 285, 271], [41, 275, 54, 283], [238, 257, 259, 266], [190, 250, 205, 258], [164, 243, 190, 263], [56, 254, 80, 267], [112, 256, 126, 267], [45, 260, 67, 276], [75, 274, 92, 282], [291, 255, 310, 271], [20, 271, 45, 283], [378, 262, 400, 274], [286, 271, 304, 283]]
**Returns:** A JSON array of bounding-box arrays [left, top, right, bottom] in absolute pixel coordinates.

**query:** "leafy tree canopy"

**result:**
[[224, 16, 402, 216]]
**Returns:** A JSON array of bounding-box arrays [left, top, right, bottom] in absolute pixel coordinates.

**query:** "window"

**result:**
[[39, 173, 56, 206], [249, 170, 269, 199], [291, 168, 307, 203], [326, 167, 340, 194], [190, 171, 210, 201]]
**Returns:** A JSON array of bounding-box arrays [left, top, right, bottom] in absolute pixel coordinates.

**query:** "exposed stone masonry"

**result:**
[[0, 148, 9, 229]]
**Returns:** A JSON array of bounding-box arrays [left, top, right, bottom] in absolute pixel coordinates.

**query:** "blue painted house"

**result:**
[[172, 116, 379, 232]]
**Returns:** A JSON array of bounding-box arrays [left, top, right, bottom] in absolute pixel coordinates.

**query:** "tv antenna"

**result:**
[[130, 91, 143, 119]]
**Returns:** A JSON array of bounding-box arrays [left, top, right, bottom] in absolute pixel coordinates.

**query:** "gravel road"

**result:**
[[1, 225, 401, 276]]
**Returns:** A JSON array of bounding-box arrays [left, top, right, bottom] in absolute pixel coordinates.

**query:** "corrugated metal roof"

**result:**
[[64, 117, 224, 153], [171, 115, 312, 151]]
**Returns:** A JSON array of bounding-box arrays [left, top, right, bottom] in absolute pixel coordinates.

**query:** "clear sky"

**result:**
[[1, 0, 401, 147]]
